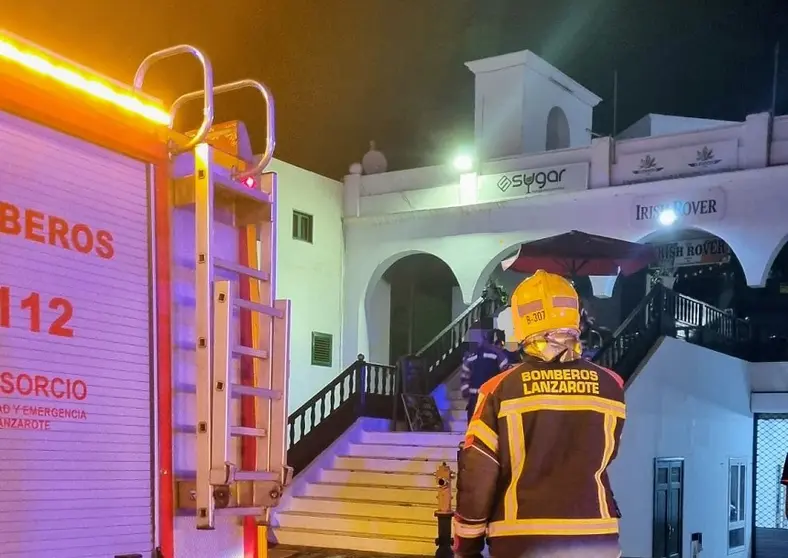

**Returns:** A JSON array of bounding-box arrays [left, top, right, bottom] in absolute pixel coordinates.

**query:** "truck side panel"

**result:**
[[0, 110, 154, 557]]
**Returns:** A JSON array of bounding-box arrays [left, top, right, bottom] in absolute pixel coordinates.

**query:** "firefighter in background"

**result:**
[[494, 328, 522, 365], [459, 329, 509, 423], [453, 270, 627, 558]]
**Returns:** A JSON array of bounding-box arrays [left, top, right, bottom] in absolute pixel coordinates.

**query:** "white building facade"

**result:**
[[340, 50, 788, 369]]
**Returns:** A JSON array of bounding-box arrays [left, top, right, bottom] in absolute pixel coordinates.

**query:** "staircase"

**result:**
[[271, 283, 754, 554], [592, 283, 753, 383], [272, 372, 468, 554]]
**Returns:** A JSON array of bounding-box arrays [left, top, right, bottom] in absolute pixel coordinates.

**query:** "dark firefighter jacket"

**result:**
[[453, 356, 626, 557], [459, 343, 509, 401]]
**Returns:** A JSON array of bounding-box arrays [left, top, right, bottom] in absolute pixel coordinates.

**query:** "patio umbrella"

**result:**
[[501, 230, 658, 277]]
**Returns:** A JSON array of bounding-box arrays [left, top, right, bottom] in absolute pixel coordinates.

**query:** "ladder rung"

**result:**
[[234, 470, 279, 482], [233, 345, 269, 359], [231, 383, 282, 400], [214, 258, 270, 282], [231, 426, 267, 437], [235, 298, 283, 318]]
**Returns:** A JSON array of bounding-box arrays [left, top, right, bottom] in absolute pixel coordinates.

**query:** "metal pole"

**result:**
[[768, 42, 780, 166], [612, 69, 619, 137], [434, 462, 455, 558], [407, 275, 416, 354]]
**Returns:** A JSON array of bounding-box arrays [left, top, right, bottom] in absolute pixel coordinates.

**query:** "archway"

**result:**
[[365, 253, 460, 364], [746, 236, 788, 360], [546, 106, 570, 150], [615, 228, 747, 321]]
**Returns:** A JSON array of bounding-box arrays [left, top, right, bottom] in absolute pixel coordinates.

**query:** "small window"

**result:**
[[311, 332, 333, 367], [292, 210, 313, 243], [728, 458, 747, 553]]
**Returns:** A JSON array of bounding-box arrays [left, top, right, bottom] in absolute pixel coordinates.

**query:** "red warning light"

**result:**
[[243, 177, 256, 189]]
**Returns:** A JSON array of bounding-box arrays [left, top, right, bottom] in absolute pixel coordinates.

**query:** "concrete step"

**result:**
[[449, 419, 467, 432], [273, 510, 435, 539], [358, 430, 462, 447], [333, 455, 452, 475], [270, 526, 435, 555], [345, 442, 458, 461], [303, 482, 440, 505], [284, 495, 436, 522], [319, 468, 437, 489], [449, 398, 466, 411]]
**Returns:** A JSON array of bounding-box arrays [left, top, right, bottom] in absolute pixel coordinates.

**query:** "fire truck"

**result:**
[[0, 30, 291, 558]]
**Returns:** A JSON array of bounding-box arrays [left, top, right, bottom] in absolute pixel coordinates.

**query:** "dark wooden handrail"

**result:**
[[594, 284, 754, 382], [415, 295, 485, 357], [286, 355, 396, 474]]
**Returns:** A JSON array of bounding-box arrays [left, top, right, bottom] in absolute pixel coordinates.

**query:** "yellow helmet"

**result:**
[[510, 270, 580, 342]]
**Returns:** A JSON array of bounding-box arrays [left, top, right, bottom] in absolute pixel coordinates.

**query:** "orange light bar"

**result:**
[[0, 31, 171, 126]]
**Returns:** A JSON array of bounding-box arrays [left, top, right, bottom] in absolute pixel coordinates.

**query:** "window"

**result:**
[[728, 458, 747, 553], [545, 106, 570, 150], [311, 332, 333, 367], [292, 210, 313, 243]]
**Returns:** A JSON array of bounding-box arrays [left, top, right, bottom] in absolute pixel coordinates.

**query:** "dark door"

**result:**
[[654, 458, 684, 558]]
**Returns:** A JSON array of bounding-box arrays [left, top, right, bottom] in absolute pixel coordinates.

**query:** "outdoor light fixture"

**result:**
[[658, 209, 678, 226], [453, 154, 474, 172]]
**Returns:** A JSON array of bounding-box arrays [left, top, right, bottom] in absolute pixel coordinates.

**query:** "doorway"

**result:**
[[754, 414, 788, 558], [653, 457, 684, 558]]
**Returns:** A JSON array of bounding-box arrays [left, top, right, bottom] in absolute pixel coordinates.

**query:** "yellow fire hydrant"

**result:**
[[434, 461, 455, 558]]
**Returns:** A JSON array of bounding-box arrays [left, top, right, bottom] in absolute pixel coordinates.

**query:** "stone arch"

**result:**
[[759, 232, 788, 286], [622, 226, 747, 310], [546, 106, 570, 150], [361, 250, 461, 364], [471, 242, 523, 301]]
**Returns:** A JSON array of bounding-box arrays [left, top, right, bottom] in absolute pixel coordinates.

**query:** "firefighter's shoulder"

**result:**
[[591, 361, 625, 390], [477, 365, 520, 397]]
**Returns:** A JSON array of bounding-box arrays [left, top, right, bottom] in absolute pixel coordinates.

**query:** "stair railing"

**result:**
[[594, 284, 754, 382], [286, 355, 396, 475], [413, 290, 505, 395], [593, 286, 664, 381]]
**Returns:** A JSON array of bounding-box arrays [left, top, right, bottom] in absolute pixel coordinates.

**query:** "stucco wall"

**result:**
[[608, 336, 753, 558], [271, 159, 344, 411], [343, 167, 788, 366]]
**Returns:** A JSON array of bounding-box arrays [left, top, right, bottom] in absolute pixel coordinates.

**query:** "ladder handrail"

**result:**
[[133, 45, 215, 154], [170, 79, 277, 178]]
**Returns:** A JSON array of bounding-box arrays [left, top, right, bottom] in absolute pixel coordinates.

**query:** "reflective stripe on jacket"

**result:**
[[453, 356, 626, 556]]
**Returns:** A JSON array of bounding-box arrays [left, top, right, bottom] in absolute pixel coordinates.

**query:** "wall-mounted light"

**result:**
[[658, 209, 677, 226], [453, 154, 474, 172]]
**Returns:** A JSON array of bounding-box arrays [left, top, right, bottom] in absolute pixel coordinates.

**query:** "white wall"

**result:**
[[270, 159, 344, 412], [341, 167, 788, 365], [365, 278, 391, 364], [617, 114, 737, 140], [451, 286, 467, 319], [609, 336, 753, 558], [750, 361, 788, 393]]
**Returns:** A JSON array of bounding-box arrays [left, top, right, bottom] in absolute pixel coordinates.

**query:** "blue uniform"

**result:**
[[459, 342, 509, 422]]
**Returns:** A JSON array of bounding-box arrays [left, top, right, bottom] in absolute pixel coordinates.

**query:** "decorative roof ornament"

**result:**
[[361, 140, 387, 175]]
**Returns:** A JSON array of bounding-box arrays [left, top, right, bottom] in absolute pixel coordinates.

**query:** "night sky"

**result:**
[[4, 0, 788, 178]]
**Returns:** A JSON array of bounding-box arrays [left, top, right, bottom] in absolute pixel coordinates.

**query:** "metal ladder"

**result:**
[[134, 50, 291, 531]]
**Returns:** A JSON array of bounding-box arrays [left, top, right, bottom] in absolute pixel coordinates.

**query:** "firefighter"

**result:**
[[453, 270, 627, 558], [494, 328, 522, 365], [459, 329, 509, 423]]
